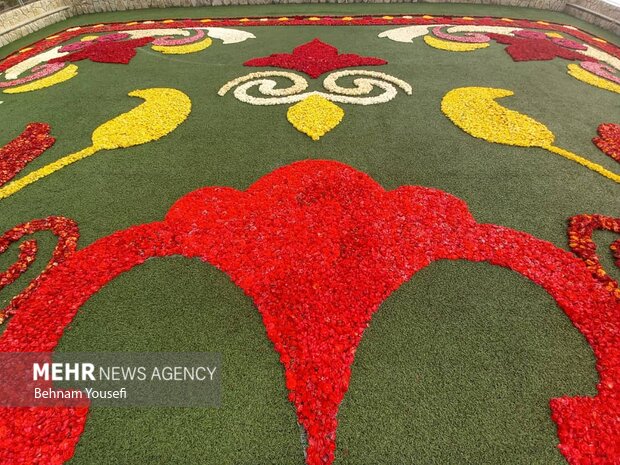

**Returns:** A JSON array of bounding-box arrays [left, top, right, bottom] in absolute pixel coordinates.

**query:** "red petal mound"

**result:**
[[0, 160, 618, 465], [244, 38, 387, 78], [568, 214, 620, 300], [0, 123, 55, 187], [50, 37, 153, 65], [593, 123, 620, 163], [487, 33, 596, 62]]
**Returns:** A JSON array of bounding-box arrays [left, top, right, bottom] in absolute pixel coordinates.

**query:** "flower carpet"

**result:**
[[0, 4, 618, 465]]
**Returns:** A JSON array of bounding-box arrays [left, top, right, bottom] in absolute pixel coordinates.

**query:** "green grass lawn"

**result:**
[[0, 4, 618, 464]]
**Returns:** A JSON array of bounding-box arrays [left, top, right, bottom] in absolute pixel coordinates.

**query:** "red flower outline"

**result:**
[[2, 16, 618, 75], [0, 160, 617, 465]]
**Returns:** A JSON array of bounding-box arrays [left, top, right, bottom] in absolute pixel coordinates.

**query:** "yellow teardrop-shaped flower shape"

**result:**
[[92, 88, 192, 150], [0, 87, 192, 200], [441, 87, 555, 147], [424, 36, 489, 52], [3, 65, 78, 94], [152, 37, 212, 55], [567, 64, 620, 94], [287, 95, 344, 141], [441, 86, 620, 183]]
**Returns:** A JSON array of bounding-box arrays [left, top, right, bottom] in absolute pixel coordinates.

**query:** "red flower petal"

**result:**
[[1, 160, 618, 465]]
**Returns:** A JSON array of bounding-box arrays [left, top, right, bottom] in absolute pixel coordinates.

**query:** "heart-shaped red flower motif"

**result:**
[[0, 160, 617, 465], [244, 38, 387, 78]]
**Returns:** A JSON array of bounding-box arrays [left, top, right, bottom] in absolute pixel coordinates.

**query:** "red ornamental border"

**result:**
[[0, 160, 618, 465], [1, 14, 619, 73]]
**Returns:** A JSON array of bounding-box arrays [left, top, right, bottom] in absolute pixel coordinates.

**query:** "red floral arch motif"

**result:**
[[0, 160, 617, 465]]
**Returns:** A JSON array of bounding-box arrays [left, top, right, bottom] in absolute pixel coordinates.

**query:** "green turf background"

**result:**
[[0, 4, 618, 464]]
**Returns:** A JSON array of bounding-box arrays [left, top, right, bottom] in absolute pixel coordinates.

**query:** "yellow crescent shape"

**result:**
[[441, 86, 620, 183], [567, 64, 620, 94], [0, 88, 192, 200], [423, 35, 489, 52], [152, 37, 213, 55], [441, 87, 555, 147], [3, 65, 79, 94], [91, 87, 192, 150]]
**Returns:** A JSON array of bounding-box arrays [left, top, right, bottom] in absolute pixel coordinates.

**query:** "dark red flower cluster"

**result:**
[[568, 214, 620, 300], [50, 36, 153, 65], [0, 217, 79, 324], [0, 161, 618, 465], [244, 38, 387, 78], [593, 123, 620, 164], [486, 32, 595, 62], [0, 123, 55, 187]]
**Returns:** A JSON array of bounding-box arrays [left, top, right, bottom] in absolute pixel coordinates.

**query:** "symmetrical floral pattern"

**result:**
[[568, 214, 620, 300], [0, 161, 617, 465], [244, 38, 387, 78], [0, 13, 619, 465], [220, 41, 411, 139]]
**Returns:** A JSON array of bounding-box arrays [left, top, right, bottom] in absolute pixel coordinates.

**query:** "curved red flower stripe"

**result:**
[[49, 36, 153, 65], [0, 160, 618, 465], [568, 214, 620, 300], [593, 123, 620, 164], [0, 63, 66, 88], [2, 15, 617, 75], [0, 217, 80, 324], [244, 38, 387, 78], [0, 123, 55, 187]]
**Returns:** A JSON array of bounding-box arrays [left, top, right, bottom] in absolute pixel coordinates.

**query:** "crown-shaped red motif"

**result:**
[[244, 38, 387, 78]]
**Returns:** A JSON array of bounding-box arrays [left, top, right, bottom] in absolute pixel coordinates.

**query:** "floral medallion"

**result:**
[[219, 39, 412, 139]]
